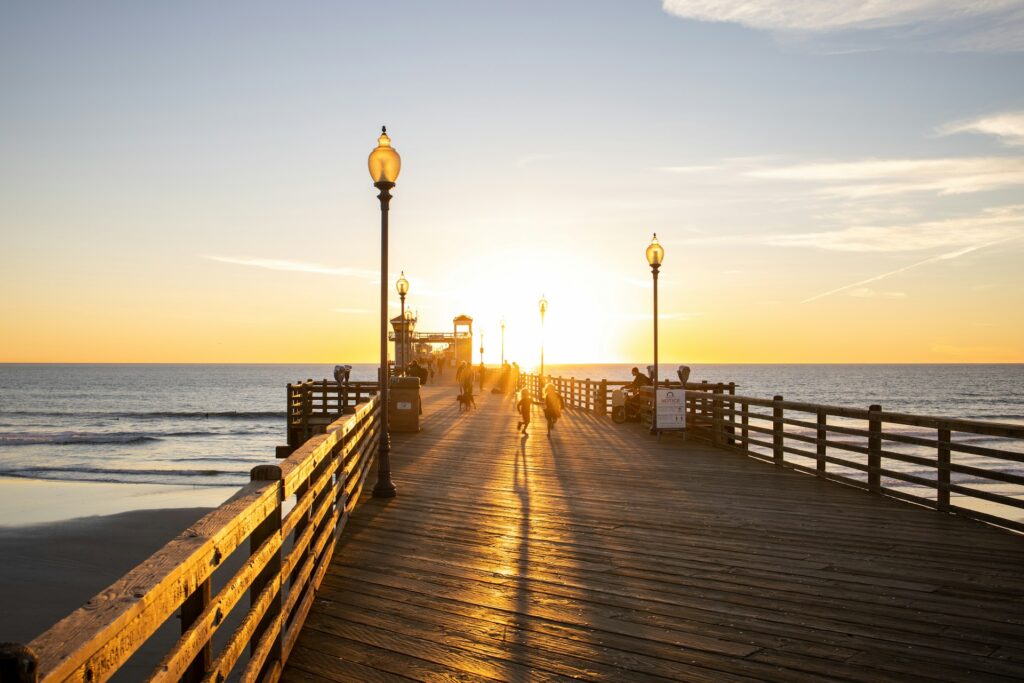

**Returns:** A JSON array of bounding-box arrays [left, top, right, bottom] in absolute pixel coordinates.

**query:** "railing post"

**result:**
[[598, 380, 608, 416], [711, 385, 723, 447], [938, 426, 951, 511], [249, 465, 284, 672], [725, 383, 736, 446], [741, 400, 749, 452], [180, 574, 212, 682], [772, 395, 784, 465], [585, 378, 592, 411], [868, 404, 882, 492], [816, 409, 826, 476]]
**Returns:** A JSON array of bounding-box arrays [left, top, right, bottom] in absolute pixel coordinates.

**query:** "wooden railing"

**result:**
[[518, 373, 731, 421], [519, 373, 1024, 534], [15, 396, 381, 683], [286, 380, 378, 447]]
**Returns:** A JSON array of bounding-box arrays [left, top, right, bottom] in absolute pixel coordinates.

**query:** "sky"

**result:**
[[1, 1, 1023, 364]]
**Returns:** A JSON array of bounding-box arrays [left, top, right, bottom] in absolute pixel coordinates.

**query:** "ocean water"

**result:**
[[0, 364, 378, 489], [1, 364, 1022, 516]]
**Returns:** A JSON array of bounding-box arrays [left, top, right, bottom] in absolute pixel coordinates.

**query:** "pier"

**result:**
[[7, 373, 1024, 682]]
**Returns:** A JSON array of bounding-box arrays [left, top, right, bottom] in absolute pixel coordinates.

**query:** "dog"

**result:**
[[457, 390, 476, 412]]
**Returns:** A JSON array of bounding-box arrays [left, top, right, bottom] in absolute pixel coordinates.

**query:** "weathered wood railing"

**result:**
[[518, 373, 730, 423], [286, 380, 378, 447], [15, 395, 381, 683], [518, 372, 1024, 534]]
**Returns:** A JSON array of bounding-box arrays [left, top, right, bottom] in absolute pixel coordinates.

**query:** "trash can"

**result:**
[[389, 376, 421, 432]]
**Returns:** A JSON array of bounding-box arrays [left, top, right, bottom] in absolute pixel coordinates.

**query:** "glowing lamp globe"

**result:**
[[539, 296, 548, 315], [368, 126, 401, 184], [396, 271, 409, 297], [646, 233, 665, 267]]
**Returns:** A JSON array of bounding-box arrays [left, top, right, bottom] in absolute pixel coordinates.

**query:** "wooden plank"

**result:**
[[280, 384, 1024, 683]]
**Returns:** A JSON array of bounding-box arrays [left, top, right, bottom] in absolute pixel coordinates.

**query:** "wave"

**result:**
[[0, 430, 238, 447], [0, 410, 285, 421], [0, 465, 246, 486]]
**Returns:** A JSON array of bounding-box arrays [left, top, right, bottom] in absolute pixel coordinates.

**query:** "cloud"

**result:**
[[801, 238, 1010, 303], [764, 205, 1024, 252], [938, 111, 1024, 147], [203, 255, 377, 279], [334, 308, 370, 314], [745, 157, 1024, 198], [846, 288, 907, 298], [661, 0, 1024, 51]]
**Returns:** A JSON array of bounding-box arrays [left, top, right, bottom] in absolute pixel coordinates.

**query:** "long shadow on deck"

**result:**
[[281, 386, 1024, 683]]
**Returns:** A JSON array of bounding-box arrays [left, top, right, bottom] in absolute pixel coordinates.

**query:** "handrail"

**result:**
[[518, 372, 1023, 534], [15, 395, 382, 683]]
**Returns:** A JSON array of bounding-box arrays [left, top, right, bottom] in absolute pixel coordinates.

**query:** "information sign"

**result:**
[[655, 388, 686, 430]]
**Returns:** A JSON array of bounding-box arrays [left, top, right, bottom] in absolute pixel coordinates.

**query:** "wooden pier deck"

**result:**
[[282, 384, 1024, 683]]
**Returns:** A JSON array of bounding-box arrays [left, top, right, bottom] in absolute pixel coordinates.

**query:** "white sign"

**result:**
[[397, 401, 413, 411], [655, 388, 686, 430]]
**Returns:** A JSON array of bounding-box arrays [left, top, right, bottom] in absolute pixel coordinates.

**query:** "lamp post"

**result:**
[[368, 126, 400, 498], [538, 295, 548, 378], [479, 331, 485, 391], [646, 233, 664, 436], [500, 318, 505, 366], [396, 271, 409, 374]]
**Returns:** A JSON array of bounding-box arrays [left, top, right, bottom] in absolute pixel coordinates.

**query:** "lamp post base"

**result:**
[[372, 480, 397, 498], [372, 433, 396, 498]]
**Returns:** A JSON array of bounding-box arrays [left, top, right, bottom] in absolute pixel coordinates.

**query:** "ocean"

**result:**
[[1, 363, 1021, 520]]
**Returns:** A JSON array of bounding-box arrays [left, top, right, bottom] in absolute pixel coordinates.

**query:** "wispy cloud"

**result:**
[[763, 205, 1024, 252], [801, 238, 1010, 303], [203, 255, 377, 279], [657, 165, 722, 174], [846, 288, 907, 299], [938, 111, 1024, 147], [746, 157, 1024, 198], [661, 0, 1024, 52]]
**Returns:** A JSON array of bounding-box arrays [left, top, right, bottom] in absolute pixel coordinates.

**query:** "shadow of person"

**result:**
[[509, 425, 531, 680]]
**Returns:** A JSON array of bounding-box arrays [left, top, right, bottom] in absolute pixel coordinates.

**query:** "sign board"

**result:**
[[655, 388, 686, 430], [397, 401, 413, 411]]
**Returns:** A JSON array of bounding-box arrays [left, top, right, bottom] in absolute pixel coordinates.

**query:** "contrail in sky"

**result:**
[[800, 238, 1012, 304]]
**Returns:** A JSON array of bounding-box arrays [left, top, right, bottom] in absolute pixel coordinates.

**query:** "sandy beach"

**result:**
[[0, 507, 213, 645]]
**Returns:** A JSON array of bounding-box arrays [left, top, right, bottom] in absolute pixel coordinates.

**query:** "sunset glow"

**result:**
[[1, 2, 1022, 364]]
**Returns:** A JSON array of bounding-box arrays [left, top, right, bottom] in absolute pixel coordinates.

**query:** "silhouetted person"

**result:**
[[627, 366, 651, 394], [510, 362, 520, 395], [493, 361, 511, 394], [543, 382, 563, 436], [516, 387, 532, 435]]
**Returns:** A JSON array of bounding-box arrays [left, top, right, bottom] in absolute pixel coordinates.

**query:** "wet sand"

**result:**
[[0, 507, 212, 644]]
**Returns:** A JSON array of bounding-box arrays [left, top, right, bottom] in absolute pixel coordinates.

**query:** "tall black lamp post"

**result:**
[[646, 233, 664, 435], [396, 271, 409, 374], [500, 318, 505, 366], [368, 126, 400, 498], [538, 295, 548, 378]]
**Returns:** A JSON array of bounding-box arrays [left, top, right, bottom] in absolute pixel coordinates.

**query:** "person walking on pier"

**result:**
[[543, 382, 563, 436], [516, 387, 533, 435]]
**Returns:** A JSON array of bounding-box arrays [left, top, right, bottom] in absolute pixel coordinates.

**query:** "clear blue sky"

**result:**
[[2, 1, 1023, 362]]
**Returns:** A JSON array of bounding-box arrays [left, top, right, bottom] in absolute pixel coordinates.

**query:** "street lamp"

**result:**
[[538, 295, 548, 377], [500, 318, 506, 366], [396, 271, 409, 374], [479, 331, 485, 390], [646, 233, 664, 436], [368, 126, 400, 498]]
